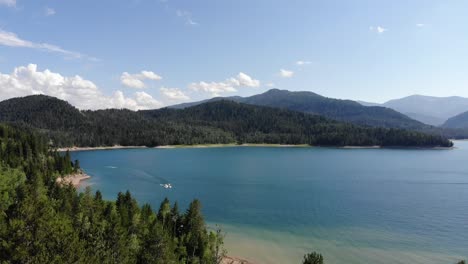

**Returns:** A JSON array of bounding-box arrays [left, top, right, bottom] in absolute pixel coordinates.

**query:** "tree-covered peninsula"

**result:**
[[0, 95, 453, 148]]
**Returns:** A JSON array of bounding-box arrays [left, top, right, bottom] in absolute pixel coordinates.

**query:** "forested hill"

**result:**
[[0, 95, 453, 148], [0, 94, 88, 130], [170, 89, 429, 130]]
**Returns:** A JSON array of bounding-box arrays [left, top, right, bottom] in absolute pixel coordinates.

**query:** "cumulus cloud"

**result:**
[[133, 91, 164, 109], [296, 60, 311, 66], [279, 69, 294, 78], [229, 72, 260, 87], [0, 0, 15, 7], [369, 26, 387, 34], [189, 72, 260, 96], [0, 29, 97, 60], [189, 81, 236, 97], [0, 64, 163, 110], [120, 71, 162, 89], [44, 7, 56, 16], [160, 87, 190, 101]]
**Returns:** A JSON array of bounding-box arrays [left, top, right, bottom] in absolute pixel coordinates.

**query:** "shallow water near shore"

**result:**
[[72, 142, 468, 264]]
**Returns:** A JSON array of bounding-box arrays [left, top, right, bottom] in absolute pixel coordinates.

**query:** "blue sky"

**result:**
[[1, 0, 467, 109]]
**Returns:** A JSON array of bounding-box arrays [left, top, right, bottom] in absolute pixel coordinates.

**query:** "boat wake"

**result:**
[[160, 183, 173, 189], [127, 168, 172, 188]]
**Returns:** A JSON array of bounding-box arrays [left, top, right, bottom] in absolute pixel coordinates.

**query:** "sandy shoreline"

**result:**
[[155, 143, 310, 149], [340, 145, 381, 149], [58, 144, 311, 151], [57, 143, 454, 152], [221, 256, 256, 264], [56, 171, 91, 187], [57, 145, 147, 152]]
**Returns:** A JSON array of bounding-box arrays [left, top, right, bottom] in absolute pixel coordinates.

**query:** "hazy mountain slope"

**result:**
[[442, 111, 468, 129], [356, 101, 381, 107], [404, 113, 446, 127], [382, 95, 468, 126]]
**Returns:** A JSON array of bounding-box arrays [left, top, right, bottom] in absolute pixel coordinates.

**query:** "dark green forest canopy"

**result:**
[[0, 124, 225, 263], [0, 95, 453, 148]]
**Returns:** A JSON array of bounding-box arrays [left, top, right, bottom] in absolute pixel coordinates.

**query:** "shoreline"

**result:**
[[56, 171, 91, 187], [57, 143, 311, 152], [57, 145, 148, 152], [57, 143, 455, 152], [222, 256, 256, 264]]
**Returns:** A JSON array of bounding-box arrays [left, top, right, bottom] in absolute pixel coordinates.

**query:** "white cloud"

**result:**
[[265, 82, 275, 87], [176, 10, 198, 25], [0, 0, 15, 7], [296, 60, 311, 66], [140, 71, 162, 80], [160, 87, 190, 101], [120, 71, 162, 89], [0, 29, 97, 60], [0, 64, 163, 110], [416, 23, 425, 27], [189, 81, 236, 97], [369, 26, 387, 34], [232, 72, 260, 87], [133, 91, 164, 109], [189, 72, 260, 96], [279, 69, 294, 78], [44, 7, 56, 16]]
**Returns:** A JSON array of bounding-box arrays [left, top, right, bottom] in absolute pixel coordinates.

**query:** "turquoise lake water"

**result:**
[[72, 142, 468, 264]]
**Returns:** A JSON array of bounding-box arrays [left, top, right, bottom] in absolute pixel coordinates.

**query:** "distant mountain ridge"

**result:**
[[170, 89, 428, 130], [358, 95, 468, 126]]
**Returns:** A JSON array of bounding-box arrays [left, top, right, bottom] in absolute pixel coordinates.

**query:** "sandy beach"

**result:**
[[155, 143, 310, 149], [57, 143, 454, 152], [57, 145, 148, 152], [56, 171, 91, 187], [58, 143, 311, 151], [221, 256, 256, 264]]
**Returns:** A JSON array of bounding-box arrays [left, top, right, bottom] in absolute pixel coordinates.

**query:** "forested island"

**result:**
[[0, 95, 453, 148]]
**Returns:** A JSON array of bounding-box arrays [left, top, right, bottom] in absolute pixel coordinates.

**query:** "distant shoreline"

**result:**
[[57, 145, 148, 152], [57, 143, 310, 152], [57, 143, 454, 152]]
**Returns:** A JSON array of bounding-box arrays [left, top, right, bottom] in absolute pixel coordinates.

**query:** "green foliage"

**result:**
[[0, 124, 225, 263], [0, 95, 454, 148], [302, 251, 324, 264]]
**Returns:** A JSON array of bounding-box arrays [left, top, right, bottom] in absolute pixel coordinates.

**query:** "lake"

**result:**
[[71, 142, 468, 264]]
